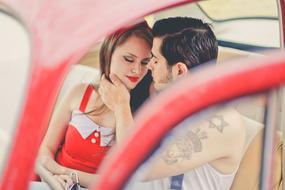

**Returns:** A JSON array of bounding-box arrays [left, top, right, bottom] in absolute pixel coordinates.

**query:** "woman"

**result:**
[[36, 21, 153, 189]]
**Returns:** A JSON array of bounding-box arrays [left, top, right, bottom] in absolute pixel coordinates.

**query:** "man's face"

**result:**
[[148, 37, 173, 91]]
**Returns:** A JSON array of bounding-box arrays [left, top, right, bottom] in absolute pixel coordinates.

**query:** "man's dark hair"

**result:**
[[152, 17, 218, 69]]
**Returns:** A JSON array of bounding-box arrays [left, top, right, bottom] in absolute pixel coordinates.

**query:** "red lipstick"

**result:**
[[127, 76, 139, 83]]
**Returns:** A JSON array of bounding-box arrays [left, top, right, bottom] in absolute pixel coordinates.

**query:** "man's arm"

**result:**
[[142, 108, 246, 181]]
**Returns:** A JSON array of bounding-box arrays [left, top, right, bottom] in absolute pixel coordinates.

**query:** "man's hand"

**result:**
[[99, 74, 130, 111]]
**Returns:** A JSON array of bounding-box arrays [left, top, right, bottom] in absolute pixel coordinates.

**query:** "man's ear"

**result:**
[[173, 62, 188, 78]]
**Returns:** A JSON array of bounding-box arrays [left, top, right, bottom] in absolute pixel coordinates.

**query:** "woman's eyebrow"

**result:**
[[126, 52, 137, 58]]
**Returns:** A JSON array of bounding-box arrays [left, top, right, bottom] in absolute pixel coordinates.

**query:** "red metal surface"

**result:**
[[94, 53, 285, 190], [0, 0, 193, 189]]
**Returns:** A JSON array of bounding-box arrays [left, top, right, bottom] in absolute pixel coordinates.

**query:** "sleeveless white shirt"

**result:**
[[126, 163, 236, 190], [181, 163, 236, 190]]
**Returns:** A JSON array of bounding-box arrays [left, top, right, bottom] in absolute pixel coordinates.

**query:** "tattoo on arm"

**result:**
[[160, 115, 229, 165], [160, 127, 207, 165], [207, 114, 229, 133]]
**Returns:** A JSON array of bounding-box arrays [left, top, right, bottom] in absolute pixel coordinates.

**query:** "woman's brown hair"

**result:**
[[99, 21, 152, 81], [85, 21, 153, 115]]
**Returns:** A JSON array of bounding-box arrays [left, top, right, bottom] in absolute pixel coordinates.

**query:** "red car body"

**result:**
[[0, 0, 284, 189]]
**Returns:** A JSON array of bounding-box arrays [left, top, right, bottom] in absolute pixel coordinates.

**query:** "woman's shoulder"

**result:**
[[68, 83, 91, 97], [67, 83, 100, 110], [71, 83, 99, 93]]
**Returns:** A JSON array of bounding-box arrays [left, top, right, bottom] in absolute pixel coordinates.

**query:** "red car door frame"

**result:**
[[0, 0, 284, 189]]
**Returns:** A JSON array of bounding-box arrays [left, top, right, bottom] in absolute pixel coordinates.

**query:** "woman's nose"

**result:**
[[131, 63, 141, 74]]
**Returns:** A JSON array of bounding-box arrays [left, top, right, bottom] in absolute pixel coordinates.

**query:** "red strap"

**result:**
[[79, 84, 93, 112]]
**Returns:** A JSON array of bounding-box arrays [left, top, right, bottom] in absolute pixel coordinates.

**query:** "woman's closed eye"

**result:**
[[124, 56, 134, 63]]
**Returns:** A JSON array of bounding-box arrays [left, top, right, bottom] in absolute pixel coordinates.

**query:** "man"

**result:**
[[99, 17, 245, 190], [149, 17, 218, 91]]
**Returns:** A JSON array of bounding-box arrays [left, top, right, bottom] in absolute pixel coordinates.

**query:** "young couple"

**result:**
[[36, 17, 245, 190]]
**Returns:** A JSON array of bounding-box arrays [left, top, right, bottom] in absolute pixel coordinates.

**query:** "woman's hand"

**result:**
[[36, 156, 74, 190], [37, 156, 70, 176], [53, 174, 74, 190], [99, 74, 130, 111], [99, 74, 134, 143]]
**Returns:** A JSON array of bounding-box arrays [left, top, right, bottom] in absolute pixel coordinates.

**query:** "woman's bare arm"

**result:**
[[36, 84, 99, 187]]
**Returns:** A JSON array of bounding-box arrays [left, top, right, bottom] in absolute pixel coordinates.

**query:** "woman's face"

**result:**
[[110, 35, 151, 90]]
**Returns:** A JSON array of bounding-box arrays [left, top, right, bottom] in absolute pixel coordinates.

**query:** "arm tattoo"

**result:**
[[160, 115, 229, 165], [207, 114, 229, 133], [160, 127, 207, 165]]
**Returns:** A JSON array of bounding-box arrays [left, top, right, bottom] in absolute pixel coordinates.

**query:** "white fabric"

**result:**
[[70, 110, 114, 146], [240, 116, 263, 155], [29, 182, 88, 190], [125, 163, 235, 190], [182, 163, 235, 190], [125, 177, 170, 190]]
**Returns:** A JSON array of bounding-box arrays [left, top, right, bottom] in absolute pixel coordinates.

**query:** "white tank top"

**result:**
[[181, 163, 236, 190], [125, 163, 236, 190]]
